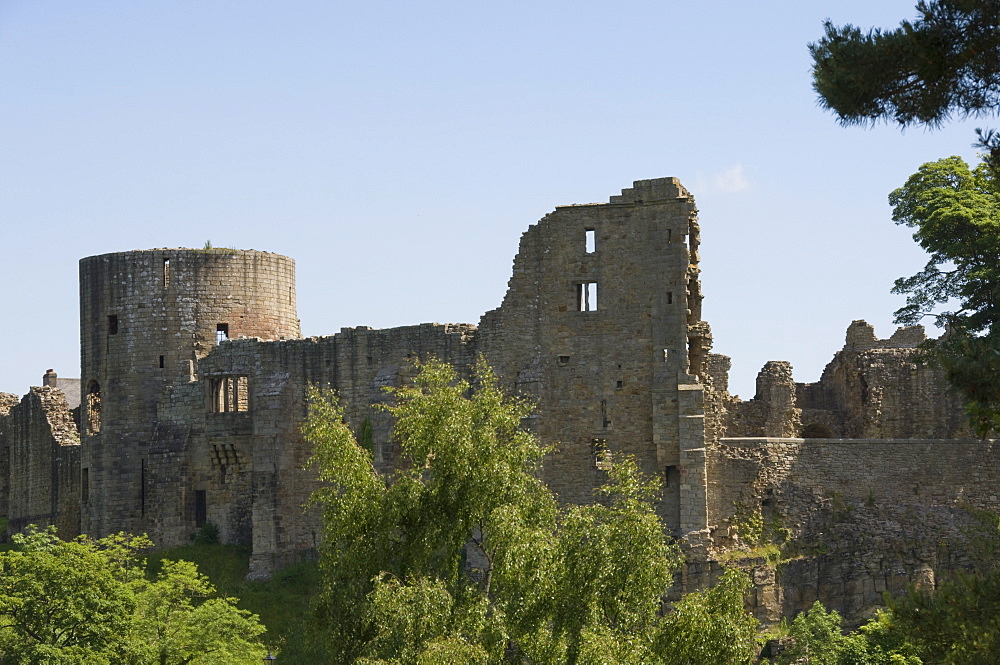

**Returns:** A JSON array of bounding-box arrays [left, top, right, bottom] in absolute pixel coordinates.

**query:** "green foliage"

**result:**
[[888, 570, 1000, 664], [0, 526, 266, 665], [770, 602, 922, 665], [654, 568, 760, 665], [888, 156, 1000, 435], [192, 521, 220, 545], [304, 358, 756, 664], [775, 601, 849, 665], [809, 1, 1000, 128]]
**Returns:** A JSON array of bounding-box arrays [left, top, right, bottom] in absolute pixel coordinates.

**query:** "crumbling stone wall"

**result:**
[[724, 361, 802, 438], [0, 392, 21, 528], [5, 387, 80, 539], [719, 321, 968, 440], [796, 321, 968, 439], [708, 437, 1000, 624], [196, 323, 478, 578]]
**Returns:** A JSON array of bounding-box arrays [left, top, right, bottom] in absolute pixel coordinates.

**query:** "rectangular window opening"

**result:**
[[216, 323, 229, 344], [163, 258, 170, 288], [108, 314, 118, 335], [558, 355, 570, 366], [585, 229, 596, 254], [194, 489, 207, 527], [158, 355, 164, 369], [576, 282, 598, 312], [81, 468, 89, 503], [210, 376, 250, 413], [665, 465, 678, 487]]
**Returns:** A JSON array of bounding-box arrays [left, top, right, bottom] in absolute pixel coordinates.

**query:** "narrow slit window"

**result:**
[[86, 381, 102, 434], [194, 490, 207, 527], [158, 355, 165, 369], [81, 468, 89, 503], [585, 229, 596, 253], [216, 323, 229, 344], [163, 259, 170, 287], [140, 459, 146, 517], [577, 282, 598, 311], [108, 314, 118, 335], [666, 291, 673, 305]]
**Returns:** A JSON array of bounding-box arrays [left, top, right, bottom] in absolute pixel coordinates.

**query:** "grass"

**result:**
[[716, 542, 783, 565]]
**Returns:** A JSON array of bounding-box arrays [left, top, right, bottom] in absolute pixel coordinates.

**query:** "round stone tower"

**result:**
[[78, 248, 299, 536]]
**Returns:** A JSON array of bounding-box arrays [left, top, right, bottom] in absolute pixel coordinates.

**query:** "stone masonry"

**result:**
[[0, 177, 994, 623]]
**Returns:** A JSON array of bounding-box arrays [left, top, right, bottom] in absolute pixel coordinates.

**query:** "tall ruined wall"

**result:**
[[5, 387, 80, 538], [80, 249, 300, 539], [708, 437, 1000, 624], [477, 178, 711, 543]]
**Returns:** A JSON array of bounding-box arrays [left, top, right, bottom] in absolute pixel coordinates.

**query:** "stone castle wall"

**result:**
[[2, 177, 999, 625], [708, 437, 1000, 623]]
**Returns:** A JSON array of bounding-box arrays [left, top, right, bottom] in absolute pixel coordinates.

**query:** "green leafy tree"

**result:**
[[809, 1, 1000, 128], [654, 568, 760, 665], [305, 358, 758, 664], [0, 527, 144, 664], [0, 527, 266, 665], [129, 559, 266, 665], [888, 155, 1000, 435]]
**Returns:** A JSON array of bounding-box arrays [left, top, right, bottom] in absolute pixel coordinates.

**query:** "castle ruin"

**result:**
[[1, 177, 995, 623]]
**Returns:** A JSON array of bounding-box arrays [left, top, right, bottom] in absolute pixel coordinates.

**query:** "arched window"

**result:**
[[87, 380, 102, 434]]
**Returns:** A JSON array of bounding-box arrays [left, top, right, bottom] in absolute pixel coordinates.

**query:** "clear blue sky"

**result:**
[[0, 1, 987, 398]]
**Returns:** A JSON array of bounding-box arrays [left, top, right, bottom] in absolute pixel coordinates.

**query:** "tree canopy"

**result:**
[[809, 1, 1000, 128], [888, 155, 1000, 435], [0, 527, 266, 665], [304, 358, 760, 665]]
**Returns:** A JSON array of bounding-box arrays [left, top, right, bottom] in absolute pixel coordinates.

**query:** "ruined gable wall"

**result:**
[[6, 387, 80, 539], [709, 437, 1000, 624], [477, 178, 708, 539]]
